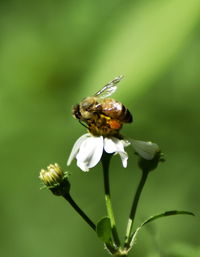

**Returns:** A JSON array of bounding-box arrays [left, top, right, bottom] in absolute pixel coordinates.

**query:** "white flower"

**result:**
[[67, 133, 130, 172]]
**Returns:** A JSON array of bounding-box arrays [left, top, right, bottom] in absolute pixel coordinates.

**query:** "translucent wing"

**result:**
[[94, 75, 124, 98]]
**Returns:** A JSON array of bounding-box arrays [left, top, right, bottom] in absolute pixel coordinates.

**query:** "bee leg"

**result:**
[[79, 120, 89, 129]]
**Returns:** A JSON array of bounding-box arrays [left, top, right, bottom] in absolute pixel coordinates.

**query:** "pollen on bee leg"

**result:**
[[108, 120, 122, 130]]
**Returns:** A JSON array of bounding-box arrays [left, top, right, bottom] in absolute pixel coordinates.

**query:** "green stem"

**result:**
[[63, 193, 96, 231], [102, 152, 121, 247], [124, 170, 149, 248]]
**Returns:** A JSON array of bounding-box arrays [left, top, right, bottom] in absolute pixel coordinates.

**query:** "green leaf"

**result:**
[[129, 210, 194, 248], [96, 217, 112, 243], [141, 210, 194, 226]]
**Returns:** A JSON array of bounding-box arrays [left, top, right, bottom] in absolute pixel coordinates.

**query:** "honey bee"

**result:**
[[73, 75, 133, 137]]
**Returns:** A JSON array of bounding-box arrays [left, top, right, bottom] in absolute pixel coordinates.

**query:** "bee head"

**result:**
[[72, 104, 81, 120]]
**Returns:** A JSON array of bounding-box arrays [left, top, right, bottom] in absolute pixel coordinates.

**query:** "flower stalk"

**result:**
[[63, 192, 96, 231], [39, 164, 96, 232], [101, 152, 121, 247], [124, 169, 149, 248]]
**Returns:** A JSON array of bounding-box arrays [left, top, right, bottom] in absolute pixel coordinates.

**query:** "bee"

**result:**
[[73, 75, 133, 137]]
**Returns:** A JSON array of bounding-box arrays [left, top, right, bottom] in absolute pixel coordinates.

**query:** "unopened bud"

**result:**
[[39, 163, 70, 196], [131, 140, 160, 160], [130, 139, 164, 172], [138, 150, 164, 172]]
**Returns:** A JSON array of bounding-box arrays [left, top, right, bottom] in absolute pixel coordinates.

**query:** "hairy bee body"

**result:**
[[72, 76, 133, 137], [73, 97, 132, 123]]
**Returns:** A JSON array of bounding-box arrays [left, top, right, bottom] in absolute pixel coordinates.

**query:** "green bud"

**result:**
[[138, 150, 164, 172], [39, 163, 70, 196], [130, 139, 164, 172]]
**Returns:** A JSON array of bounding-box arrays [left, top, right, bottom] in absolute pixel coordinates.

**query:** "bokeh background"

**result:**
[[0, 0, 200, 257]]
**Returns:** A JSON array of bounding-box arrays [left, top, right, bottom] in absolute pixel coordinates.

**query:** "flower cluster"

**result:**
[[39, 76, 193, 257]]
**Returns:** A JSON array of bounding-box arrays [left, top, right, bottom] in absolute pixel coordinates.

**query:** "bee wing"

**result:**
[[94, 75, 124, 98]]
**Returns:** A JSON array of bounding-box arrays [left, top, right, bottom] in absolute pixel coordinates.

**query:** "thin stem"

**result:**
[[102, 152, 121, 247], [124, 170, 149, 248], [63, 193, 96, 231]]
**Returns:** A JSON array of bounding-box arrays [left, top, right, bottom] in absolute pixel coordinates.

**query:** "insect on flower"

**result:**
[[73, 76, 133, 137]]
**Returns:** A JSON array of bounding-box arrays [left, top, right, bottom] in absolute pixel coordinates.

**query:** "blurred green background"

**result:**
[[0, 0, 200, 257]]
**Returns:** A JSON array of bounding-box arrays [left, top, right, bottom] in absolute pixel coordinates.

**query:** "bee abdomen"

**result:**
[[121, 105, 133, 123]]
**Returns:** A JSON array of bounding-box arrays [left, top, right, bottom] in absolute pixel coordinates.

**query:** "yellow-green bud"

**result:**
[[39, 163, 70, 196]]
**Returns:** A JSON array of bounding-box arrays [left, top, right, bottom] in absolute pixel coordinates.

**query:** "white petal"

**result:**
[[67, 133, 90, 166], [131, 140, 160, 160], [76, 136, 103, 171], [104, 137, 129, 168], [104, 137, 119, 153], [104, 137, 129, 153], [121, 139, 131, 148], [118, 151, 128, 168]]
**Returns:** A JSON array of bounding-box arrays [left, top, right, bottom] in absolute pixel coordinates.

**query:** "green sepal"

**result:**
[[129, 210, 194, 249], [138, 151, 164, 172], [96, 217, 112, 243]]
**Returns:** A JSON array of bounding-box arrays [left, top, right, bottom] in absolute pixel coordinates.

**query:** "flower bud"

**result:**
[[138, 150, 164, 172], [39, 163, 70, 196], [131, 140, 160, 160], [130, 139, 164, 172]]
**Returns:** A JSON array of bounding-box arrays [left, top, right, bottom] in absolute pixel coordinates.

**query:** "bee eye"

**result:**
[[72, 105, 81, 119]]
